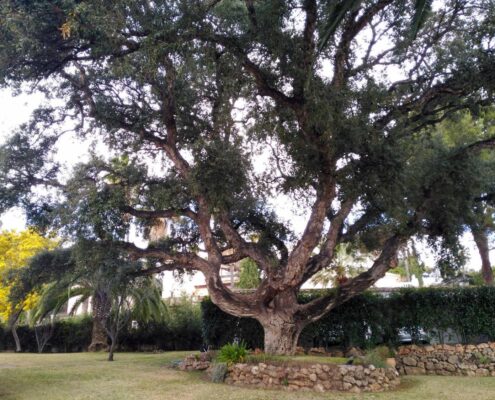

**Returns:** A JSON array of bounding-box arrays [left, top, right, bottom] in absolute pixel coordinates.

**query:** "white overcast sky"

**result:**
[[0, 83, 491, 273]]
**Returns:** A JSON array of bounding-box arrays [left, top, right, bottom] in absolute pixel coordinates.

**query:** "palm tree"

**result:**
[[27, 242, 166, 356]]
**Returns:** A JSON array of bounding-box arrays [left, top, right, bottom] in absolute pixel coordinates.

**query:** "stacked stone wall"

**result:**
[[396, 343, 495, 376], [225, 362, 400, 393]]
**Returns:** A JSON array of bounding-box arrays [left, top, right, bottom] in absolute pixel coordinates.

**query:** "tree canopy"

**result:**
[[0, 0, 494, 354], [0, 230, 56, 323]]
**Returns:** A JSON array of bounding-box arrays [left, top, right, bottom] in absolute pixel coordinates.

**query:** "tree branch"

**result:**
[[297, 234, 404, 322]]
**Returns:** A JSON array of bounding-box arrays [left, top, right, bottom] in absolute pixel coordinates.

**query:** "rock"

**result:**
[[346, 347, 364, 358], [447, 355, 458, 365], [476, 368, 489, 377], [210, 363, 228, 383], [309, 373, 317, 382], [314, 384, 325, 392], [309, 346, 326, 354], [369, 383, 382, 392], [402, 357, 417, 367], [386, 358, 396, 368]]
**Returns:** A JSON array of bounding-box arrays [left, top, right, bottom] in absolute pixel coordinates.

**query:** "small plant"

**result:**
[[281, 376, 289, 386], [374, 345, 395, 359], [473, 352, 491, 365], [360, 346, 390, 368], [217, 341, 248, 364]]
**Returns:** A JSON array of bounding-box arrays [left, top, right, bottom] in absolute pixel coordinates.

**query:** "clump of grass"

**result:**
[[355, 346, 394, 368], [216, 341, 248, 364]]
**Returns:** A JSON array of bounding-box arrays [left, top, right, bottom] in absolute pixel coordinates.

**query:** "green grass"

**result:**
[[1, 352, 495, 400]]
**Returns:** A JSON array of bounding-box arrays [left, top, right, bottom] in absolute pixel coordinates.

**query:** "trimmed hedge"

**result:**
[[201, 287, 495, 349], [0, 303, 204, 353], [0, 316, 92, 352]]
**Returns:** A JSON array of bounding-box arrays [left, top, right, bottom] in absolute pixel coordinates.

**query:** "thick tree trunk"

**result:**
[[261, 315, 304, 355], [472, 229, 493, 285], [257, 290, 306, 355], [88, 291, 110, 352]]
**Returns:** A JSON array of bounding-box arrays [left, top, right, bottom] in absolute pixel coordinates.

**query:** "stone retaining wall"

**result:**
[[225, 362, 400, 393], [179, 355, 211, 371], [396, 343, 495, 376]]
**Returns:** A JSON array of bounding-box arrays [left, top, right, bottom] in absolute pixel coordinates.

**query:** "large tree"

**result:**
[[1, 0, 495, 354]]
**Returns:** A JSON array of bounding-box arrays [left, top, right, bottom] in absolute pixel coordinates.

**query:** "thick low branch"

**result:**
[[300, 198, 355, 284], [113, 240, 209, 272], [282, 182, 336, 288], [297, 234, 404, 322], [217, 213, 274, 270]]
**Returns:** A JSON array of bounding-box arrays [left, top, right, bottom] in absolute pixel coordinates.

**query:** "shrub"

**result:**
[[361, 346, 390, 368], [217, 341, 248, 364], [202, 287, 495, 350]]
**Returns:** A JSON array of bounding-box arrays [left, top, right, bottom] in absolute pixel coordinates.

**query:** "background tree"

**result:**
[[432, 110, 495, 284], [237, 258, 261, 289], [17, 241, 166, 356], [0, 230, 56, 351], [1, 0, 495, 354]]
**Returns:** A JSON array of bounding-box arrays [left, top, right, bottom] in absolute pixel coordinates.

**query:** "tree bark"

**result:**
[[88, 290, 110, 352], [257, 290, 306, 355], [260, 315, 304, 355], [472, 228, 493, 285], [11, 324, 21, 352], [8, 311, 22, 352]]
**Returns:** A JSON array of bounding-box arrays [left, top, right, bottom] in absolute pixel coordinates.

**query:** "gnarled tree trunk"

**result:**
[[260, 315, 304, 355], [257, 291, 307, 355], [88, 290, 111, 352]]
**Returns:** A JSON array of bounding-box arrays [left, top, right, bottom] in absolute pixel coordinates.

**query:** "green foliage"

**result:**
[[360, 346, 394, 368], [237, 258, 261, 289], [0, 0, 495, 340], [201, 298, 264, 350], [216, 341, 248, 364], [203, 287, 495, 349], [0, 297, 203, 352], [0, 315, 92, 352]]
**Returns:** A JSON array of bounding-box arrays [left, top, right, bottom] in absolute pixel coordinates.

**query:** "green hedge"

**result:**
[[201, 287, 495, 349], [0, 310, 203, 353], [0, 316, 93, 352]]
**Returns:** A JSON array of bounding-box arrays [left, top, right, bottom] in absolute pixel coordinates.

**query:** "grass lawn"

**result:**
[[1, 352, 495, 400]]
